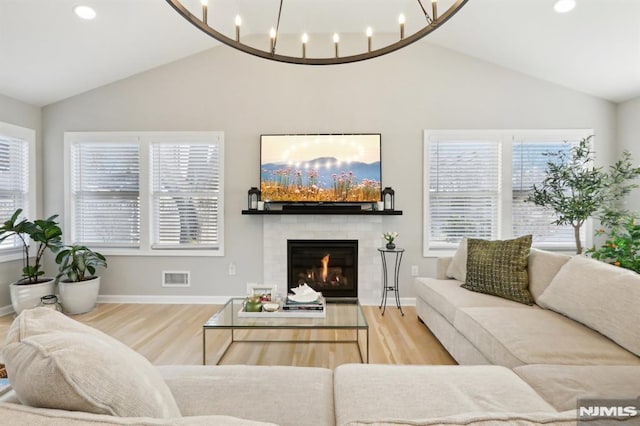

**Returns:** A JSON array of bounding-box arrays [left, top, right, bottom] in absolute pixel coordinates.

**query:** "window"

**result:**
[[65, 132, 224, 256], [423, 129, 592, 255], [0, 122, 36, 260], [151, 143, 222, 249]]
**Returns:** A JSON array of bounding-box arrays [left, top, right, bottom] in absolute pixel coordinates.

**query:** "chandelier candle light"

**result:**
[[166, 0, 468, 65]]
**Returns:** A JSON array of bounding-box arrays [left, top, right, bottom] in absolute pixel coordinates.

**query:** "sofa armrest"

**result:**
[[436, 257, 453, 279]]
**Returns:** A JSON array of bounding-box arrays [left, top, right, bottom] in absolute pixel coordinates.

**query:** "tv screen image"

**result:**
[[260, 134, 381, 203]]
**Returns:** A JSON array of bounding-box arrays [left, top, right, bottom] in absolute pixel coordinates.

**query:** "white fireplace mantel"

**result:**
[[263, 215, 383, 304]]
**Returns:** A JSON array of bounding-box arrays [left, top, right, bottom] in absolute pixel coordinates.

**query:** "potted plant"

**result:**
[[55, 245, 107, 314], [0, 208, 63, 314], [526, 136, 640, 254], [587, 215, 640, 273], [383, 231, 398, 250]]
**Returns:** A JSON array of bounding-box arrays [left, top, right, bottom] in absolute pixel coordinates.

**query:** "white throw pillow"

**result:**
[[3, 308, 182, 418], [537, 255, 640, 357], [446, 237, 468, 282]]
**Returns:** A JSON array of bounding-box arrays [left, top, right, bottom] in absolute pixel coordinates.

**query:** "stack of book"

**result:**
[[283, 295, 324, 311]]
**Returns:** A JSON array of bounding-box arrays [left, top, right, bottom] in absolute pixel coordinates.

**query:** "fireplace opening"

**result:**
[[287, 240, 358, 298]]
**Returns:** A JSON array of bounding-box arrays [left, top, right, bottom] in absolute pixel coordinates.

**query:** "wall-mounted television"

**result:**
[[260, 134, 381, 203]]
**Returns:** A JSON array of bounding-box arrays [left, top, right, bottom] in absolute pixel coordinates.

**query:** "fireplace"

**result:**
[[287, 240, 358, 298]]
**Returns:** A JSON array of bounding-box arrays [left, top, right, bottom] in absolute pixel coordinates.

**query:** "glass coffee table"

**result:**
[[203, 297, 368, 365]]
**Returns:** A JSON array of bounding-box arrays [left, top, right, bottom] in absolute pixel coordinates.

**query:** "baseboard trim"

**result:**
[[1, 296, 416, 314], [359, 297, 416, 307], [0, 305, 14, 317], [98, 295, 416, 306], [97, 295, 232, 304]]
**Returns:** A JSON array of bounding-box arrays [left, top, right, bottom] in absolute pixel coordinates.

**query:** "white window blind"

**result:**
[[71, 143, 140, 247], [428, 140, 500, 249], [512, 141, 580, 248], [65, 131, 224, 256], [424, 130, 591, 255], [0, 137, 29, 251], [151, 143, 222, 249]]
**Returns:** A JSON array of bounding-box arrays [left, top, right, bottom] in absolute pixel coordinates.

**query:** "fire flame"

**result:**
[[320, 254, 330, 282]]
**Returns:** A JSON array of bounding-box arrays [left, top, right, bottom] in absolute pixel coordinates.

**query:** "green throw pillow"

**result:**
[[462, 235, 534, 305]]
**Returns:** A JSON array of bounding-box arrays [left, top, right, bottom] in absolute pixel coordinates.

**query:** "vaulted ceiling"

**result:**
[[1, 0, 638, 107]]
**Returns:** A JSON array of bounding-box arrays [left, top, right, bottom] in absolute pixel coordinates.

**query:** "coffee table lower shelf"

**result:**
[[203, 297, 369, 365]]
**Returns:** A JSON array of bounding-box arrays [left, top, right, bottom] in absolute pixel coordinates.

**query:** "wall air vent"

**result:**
[[162, 271, 190, 287]]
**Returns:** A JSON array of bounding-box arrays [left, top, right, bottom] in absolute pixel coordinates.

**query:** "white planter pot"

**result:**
[[10, 278, 56, 315], [58, 276, 101, 314]]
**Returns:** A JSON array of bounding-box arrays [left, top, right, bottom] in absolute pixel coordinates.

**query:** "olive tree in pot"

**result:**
[[56, 245, 107, 314], [0, 208, 63, 314], [526, 136, 640, 254]]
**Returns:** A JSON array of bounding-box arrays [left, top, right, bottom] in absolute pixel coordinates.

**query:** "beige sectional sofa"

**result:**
[[414, 247, 640, 413], [2, 248, 640, 426]]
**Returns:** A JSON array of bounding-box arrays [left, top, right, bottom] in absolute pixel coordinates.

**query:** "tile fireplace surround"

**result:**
[[263, 215, 383, 304]]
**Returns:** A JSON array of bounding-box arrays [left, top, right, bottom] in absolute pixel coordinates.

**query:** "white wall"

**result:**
[[40, 41, 617, 301], [0, 94, 42, 309], [617, 96, 640, 213]]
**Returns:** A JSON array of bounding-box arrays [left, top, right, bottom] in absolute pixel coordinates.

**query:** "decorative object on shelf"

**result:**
[[262, 302, 280, 312], [39, 295, 62, 312], [248, 284, 276, 302], [244, 294, 263, 312], [248, 187, 260, 210], [165, 0, 468, 65], [288, 283, 321, 303], [383, 231, 398, 250], [381, 187, 395, 211], [56, 245, 108, 314], [0, 208, 63, 314]]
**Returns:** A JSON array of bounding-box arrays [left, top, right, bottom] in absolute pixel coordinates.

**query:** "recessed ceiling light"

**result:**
[[554, 0, 576, 13], [73, 5, 96, 20]]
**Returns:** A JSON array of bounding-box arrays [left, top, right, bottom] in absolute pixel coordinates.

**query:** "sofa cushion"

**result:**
[[537, 254, 640, 357], [333, 364, 562, 425], [0, 403, 275, 426], [462, 235, 534, 305], [2, 308, 181, 418], [446, 237, 468, 282], [414, 278, 533, 324], [527, 248, 571, 301], [158, 365, 334, 426], [454, 307, 640, 367], [514, 364, 640, 412]]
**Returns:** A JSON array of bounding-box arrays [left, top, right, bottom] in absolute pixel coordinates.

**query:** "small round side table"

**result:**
[[378, 247, 405, 316]]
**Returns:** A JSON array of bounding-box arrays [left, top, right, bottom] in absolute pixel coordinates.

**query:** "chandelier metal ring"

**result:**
[[165, 0, 468, 65]]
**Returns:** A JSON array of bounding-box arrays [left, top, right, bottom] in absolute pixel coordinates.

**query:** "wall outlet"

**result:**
[[411, 265, 419, 276], [228, 262, 236, 275]]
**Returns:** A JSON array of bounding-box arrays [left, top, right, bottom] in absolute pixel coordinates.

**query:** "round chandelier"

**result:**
[[165, 0, 469, 65]]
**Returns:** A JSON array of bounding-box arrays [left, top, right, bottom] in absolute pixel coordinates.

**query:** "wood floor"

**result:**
[[0, 304, 455, 368]]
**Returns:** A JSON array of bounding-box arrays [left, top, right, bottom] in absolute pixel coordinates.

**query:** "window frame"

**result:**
[[0, 121, 36, 263], [64, 131, 224, 257], [423, 129, 594, 257]]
